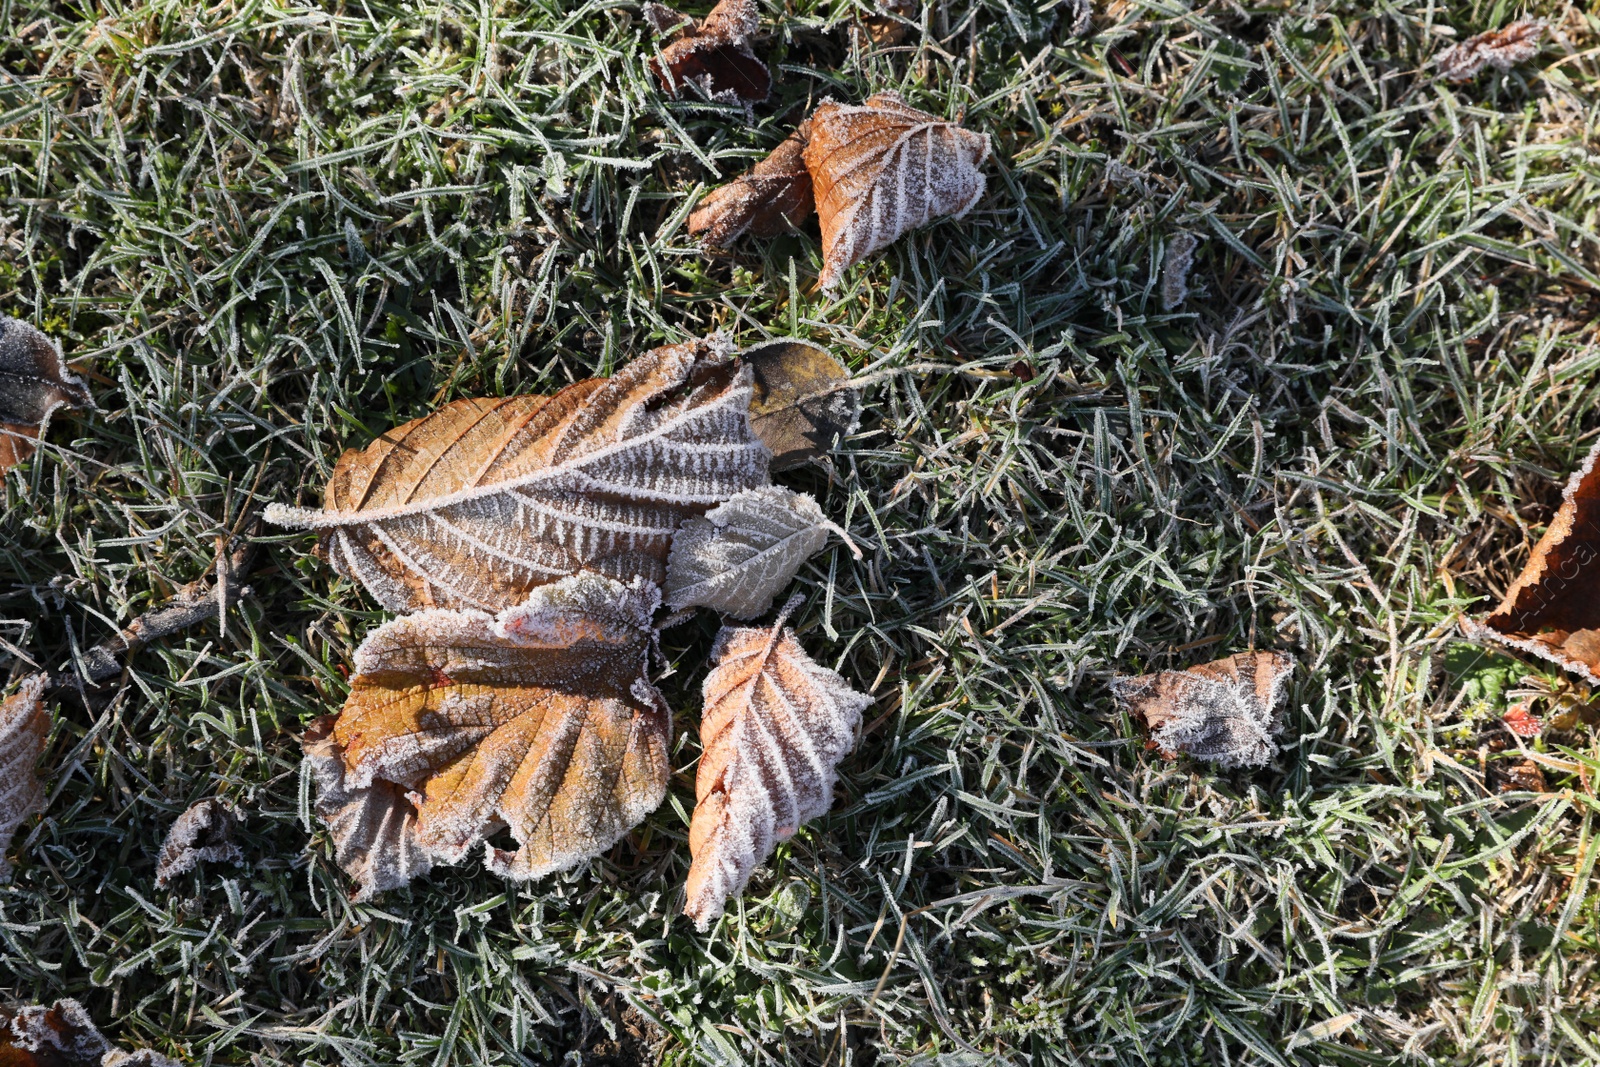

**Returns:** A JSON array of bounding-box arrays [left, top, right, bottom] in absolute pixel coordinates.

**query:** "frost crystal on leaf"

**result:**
[[1160, 232, 1199, 310], [1434, 20, 1545, 83], [1113, 651, 1294, 770], [0, 673, 48, 883], [154, 798, 243, 887], [311, 573, 668, 896], [803, 92, 991, 289], [685, 611, 870, 929], [648, 0, 770, 103], [266, 337, 769, 613], [666, 486, 845, 619], [0, 999, 180, 1067], [0, 316, 92, 474], [688, 125, 815, 247]]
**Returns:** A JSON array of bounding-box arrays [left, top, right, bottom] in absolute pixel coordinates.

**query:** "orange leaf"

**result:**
[[685, 609, 869, 929], [803, 92, 990, 289], [266, 338, 769, 613], [309, 573, 669, 897]]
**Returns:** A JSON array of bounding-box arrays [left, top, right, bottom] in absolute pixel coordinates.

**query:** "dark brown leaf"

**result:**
[[0, 317, 91, 474], [1465, 440, 1600, 685], [154, 798, 243, 887], [741, 339, 857, 470], [688, 125, 815, 247], [0, 674, 48, 883], [0, 1000, 178, 1067], [649, 0, 771, 103], [1112, 651, 1294, 769]]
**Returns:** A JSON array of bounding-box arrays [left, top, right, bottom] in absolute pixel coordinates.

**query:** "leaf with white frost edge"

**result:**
[[0, 674, 48, 883], [665, 486, 856, 619], [685, 602, 871, 929]]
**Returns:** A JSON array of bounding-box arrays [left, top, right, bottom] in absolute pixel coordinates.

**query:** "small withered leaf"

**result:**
[[804, 92, 991, 289], [685, 610, 869, 929], [154, 798, 243, 888], [642, 2, 694, 35], [688, 125, 815, 248], [1465, 440, 1600, 685], [1434, 20, 1545, 83], [1113, 651, 1294, 769], [665, 486, 842, 618], [266, 338, 770, 614], [741, 339, 857, 470], [0, 674, 49, 884], [860, 0, 918, 46], [649, 0, 771, 103], [0, 999, 179, 1067], [315, 574, 669, 896], [0, 317, 92, 474]]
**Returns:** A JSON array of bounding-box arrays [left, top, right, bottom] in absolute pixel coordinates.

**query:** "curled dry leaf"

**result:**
[[304, 716, 434, 901], [1435, 20, 1545, 82], [0, 999, 179, 1067], [1464, 440, 1600, 685], [0, 673, 49, 883], [666, 486, 850, 618], [685, 608, 870, 929], [154, 798, 243, 887], [688, 125, 814, 248], [1160, 232, 1199, 311], [1113, 651, 1294, 769], [313, 573, 668, 895], [741, 339, 858, 471], [804, 92, 991, 289], [266, 338, 769, 613], [648, 0, 771, 103], [0, 317, 92, 474]]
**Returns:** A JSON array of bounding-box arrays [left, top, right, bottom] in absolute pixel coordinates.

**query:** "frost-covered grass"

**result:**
[[3, 0, 1600, 1063]]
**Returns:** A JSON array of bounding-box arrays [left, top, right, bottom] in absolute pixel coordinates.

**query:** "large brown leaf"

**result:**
[[688, 124, 814, 248], [0, 674, 48, 883], [685, 609, 868, 929], [0, 317, 92, 474], [1112, 651, 1294, 769], [1465, 440, 1600, 684], [265, 338, 770, 613], [803, 92, 990, 289], [313, 573, 669, 893], [648, 0, 771, 103]]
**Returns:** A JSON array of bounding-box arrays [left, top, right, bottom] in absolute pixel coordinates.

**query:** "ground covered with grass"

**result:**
[[3, 0, 1600, 1062]]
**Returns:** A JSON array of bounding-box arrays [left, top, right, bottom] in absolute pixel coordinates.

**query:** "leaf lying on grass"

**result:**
[[686, 601, 869, 929], [688, 126, 814, 247], [311, 574, 668, 893], [1112, 651, 1295, 769], [1463, 440, 1600, 685], [0, 674, 48, 883], [666, 486, 852, 618], [647, 0, 770, 103], [1434, 20, 1546, 83], [741, 339, 858, 471], [0, 999, 178, 1067], [265, 338, 768, 613], [154, 798, 242, 888], [689, 92, 991, 289], [0, 317, 92, 475]]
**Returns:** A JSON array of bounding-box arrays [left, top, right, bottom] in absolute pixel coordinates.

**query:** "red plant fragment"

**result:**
[[1502, 704, 1544, 738]]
